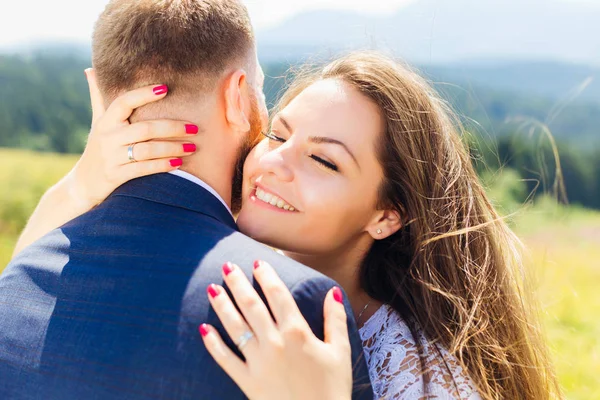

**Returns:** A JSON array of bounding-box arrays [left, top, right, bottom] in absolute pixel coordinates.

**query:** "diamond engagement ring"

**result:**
[[235, 330, 254, 351], [127, 143, 137, 163]]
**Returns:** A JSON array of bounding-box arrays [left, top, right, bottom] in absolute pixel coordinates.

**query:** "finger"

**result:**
[[103, 84, 169, 123], [221, 262, 278, 341], [120, 158, 184, 181], [120, 141, 197, 165], [252, 260, 309, 329], [323, 287, 351, 352], [206, 282, 259, 358], [121, 120, 198, 146], [199, 324, 250, 390], [85, 68, 106, 125]]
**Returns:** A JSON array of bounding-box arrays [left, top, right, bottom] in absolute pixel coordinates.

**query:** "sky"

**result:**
[[0, 0, 597, 47], [0, 0, 414, 47]]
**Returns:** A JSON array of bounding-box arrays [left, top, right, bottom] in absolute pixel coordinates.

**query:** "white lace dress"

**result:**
[[359, 304, 482, 400]]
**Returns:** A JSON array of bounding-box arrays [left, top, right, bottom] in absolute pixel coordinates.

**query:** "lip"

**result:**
[[250, 182, 299, 213]]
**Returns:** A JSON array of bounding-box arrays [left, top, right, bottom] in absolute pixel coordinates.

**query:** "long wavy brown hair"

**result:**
[[273, 51, 561, 399]]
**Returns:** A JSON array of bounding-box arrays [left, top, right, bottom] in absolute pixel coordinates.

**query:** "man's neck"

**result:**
[[179, 145, 235, 210]]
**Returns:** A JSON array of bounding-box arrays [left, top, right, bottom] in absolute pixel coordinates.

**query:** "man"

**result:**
[[0, 1, 372, 399]]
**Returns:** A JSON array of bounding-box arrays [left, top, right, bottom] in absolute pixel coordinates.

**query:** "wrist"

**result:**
[[63, 165, 97, 212]]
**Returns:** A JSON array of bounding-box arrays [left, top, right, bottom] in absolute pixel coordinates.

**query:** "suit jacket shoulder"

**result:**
[[0, 174, 373, 399]]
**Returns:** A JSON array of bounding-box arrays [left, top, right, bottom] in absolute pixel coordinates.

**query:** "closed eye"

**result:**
[[262, 131, 286, 143], [310, 155, 338, 171], [262, 131, 338, 171]]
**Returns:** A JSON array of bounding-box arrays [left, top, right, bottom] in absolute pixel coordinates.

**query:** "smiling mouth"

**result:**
[[253, 187, 297, 212]]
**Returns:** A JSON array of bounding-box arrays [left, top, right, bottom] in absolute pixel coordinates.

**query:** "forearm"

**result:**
[[12, 169, 94, 257]]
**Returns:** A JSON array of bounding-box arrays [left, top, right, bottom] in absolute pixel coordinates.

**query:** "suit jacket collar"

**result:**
[[111, 173, 238, 231]]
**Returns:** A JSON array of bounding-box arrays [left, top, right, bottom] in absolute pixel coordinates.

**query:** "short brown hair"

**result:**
[[92, 0, 255, 102]]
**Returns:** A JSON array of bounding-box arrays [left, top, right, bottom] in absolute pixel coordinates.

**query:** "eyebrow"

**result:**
[[277, 115, 360, 169], [277, 115, 293, 132]]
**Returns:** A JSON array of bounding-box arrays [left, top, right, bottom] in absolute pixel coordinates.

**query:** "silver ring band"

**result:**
[[127, 144, 137, 163], [235, 330, 254, 351]]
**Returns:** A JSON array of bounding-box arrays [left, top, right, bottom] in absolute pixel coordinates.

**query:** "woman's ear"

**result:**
[[224, 69, 251, 132], [366, 209, 403, 240]]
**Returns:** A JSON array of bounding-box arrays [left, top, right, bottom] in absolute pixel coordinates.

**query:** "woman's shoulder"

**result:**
[[359, 304, 481, 399]]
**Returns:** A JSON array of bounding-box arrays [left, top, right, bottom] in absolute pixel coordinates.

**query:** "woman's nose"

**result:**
[[259, 148, 294, 182]]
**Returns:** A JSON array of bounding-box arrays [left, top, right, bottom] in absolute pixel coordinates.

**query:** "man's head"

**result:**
[[92, 0, 268, 205]]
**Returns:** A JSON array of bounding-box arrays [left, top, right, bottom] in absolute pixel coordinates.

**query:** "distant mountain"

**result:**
[[420, 61, 600, 105], [0, 40, 91, 59], [260, 60, 600, 149], [257, 0, 600, 66]]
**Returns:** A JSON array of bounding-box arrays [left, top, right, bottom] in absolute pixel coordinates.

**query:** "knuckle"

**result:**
[[157, 142, 172, 156], [134, 143, 150, 160], [265, 335, 285, 352], [151, 161, 166, 174], [114, 95, 129, 111], [282, 323, 307, 342], [238, 294, 261, 311], [138, 162, 155, 175], [263, 283, 286, 299], [155, 121, 169, 137], [137, 122, 151, 140]]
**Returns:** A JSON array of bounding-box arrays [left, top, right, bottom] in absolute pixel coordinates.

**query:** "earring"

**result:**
[[376, 229, 382, 234]]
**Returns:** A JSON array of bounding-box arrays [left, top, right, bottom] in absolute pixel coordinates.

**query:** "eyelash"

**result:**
[[261, 131, 339, 172], [262, 131, 285, 143]]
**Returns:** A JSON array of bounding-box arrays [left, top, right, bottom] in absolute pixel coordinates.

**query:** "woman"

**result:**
[[14, 52, 560, 399]]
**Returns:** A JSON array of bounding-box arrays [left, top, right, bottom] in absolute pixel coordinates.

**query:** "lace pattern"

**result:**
[[359, 305, 481, 400]]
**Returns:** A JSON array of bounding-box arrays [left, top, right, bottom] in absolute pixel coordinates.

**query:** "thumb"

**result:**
[[85, 68, 106, 126], [323, 286, 351, 352]]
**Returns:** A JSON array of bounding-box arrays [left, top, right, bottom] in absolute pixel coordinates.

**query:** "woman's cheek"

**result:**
[[244, 140, 267, 173], [242, 140, 269, 192]]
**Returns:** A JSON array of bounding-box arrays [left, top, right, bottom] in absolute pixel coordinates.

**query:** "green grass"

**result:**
[[0, 148, 78, 266], [511, 200, 600, 399], [0, 148, 598, 398]]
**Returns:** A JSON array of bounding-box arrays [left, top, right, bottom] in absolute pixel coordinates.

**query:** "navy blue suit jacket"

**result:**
[[0, 174, 373, 399]]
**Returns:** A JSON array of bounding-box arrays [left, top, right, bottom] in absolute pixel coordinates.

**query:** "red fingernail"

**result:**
[[185, 124, 199, 134], [199, 324, 210, 337], [333, 287, 343, 304], [170, 158, 183, 167], [207, 284, 220, 299], [153, 85, 168, 95], [222, 262, 234, 276], [253, 260, 261, 270], [183, 143, 196, 152]]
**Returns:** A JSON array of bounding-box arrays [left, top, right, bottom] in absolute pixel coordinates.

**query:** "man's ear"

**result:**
[[366, 209, 403, 240], [224, 69, 251, 132]]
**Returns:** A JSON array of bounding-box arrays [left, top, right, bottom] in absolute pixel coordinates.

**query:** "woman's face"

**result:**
[[236, 78, 386, 255]]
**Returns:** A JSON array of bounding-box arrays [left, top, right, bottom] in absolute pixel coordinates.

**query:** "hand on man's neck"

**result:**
[[178, 110, 240, 210], [131, 101, 239, 210]]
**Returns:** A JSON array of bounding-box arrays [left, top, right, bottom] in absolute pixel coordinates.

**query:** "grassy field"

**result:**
[[513, 201, 600, 399], [0, 148, 79, 266], [1, 147, 599, 398]]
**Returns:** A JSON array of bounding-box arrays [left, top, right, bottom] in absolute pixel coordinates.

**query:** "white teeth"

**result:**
[[254, 187, 296, 211]]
